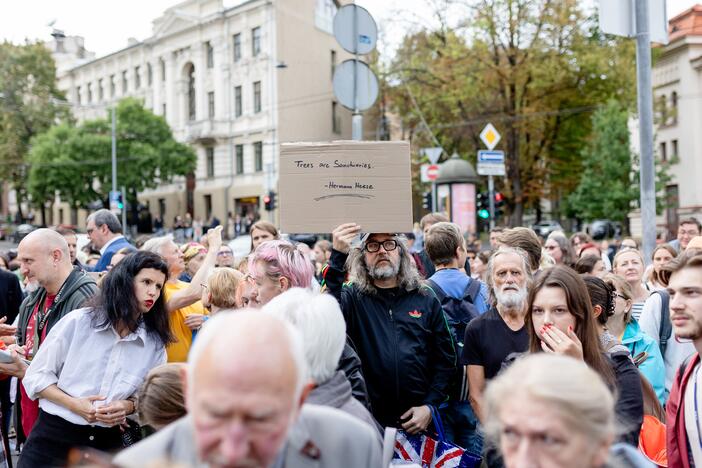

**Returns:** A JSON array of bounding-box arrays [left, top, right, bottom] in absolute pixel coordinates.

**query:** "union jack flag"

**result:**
[[393, 430, 480, 468]]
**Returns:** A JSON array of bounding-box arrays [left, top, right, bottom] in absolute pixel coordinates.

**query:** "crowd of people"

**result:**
[[0, 208, 701, 467]]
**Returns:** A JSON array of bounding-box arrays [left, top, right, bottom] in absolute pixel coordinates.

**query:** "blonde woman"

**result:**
[[612, 249, 649, 321]]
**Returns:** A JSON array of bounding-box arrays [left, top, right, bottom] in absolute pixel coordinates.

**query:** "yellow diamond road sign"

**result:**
[[480, 123, 501, 150]]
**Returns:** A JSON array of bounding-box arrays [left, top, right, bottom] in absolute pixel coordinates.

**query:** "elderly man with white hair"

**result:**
[[113, 309, 383, 468], [264, 288, 380, 433], [141, 226, 222, 362]]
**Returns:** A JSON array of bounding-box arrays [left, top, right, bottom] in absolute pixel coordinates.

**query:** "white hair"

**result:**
[[263, 288, 346, 384], [187, 309, 308, 399], [141, 234, 175, 256]]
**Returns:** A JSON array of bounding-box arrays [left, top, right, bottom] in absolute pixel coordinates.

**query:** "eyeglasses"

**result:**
[[365, 240, 398, 253], [679, 229, 700, 236], [217, 251, 233, 257], [614, 292, 628, 301]]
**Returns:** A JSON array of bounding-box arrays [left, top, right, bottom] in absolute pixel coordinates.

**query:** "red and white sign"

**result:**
[[427, 164, 439, 181]]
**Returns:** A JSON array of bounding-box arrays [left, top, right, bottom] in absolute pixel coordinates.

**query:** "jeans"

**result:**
[[438, 401, 483, 457]]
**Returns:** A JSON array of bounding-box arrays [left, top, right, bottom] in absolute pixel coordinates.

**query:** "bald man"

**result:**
[[686, 235, 702, 252], [115, 310, 383, 468], [0, 229, 97, 439]]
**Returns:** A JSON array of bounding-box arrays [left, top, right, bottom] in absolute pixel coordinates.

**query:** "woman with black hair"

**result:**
[[526, 266, 643, 446], [19, 251, 173, 467]]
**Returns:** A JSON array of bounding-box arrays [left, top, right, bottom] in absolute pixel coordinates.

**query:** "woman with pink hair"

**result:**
[[247, 240, 316, 306]]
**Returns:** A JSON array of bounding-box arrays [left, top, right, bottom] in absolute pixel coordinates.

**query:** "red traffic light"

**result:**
[[494, 192, 504, 202], [263, 195, 271, 204]]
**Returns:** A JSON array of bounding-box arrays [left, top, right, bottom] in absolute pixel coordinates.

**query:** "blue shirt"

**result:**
[[428, 268, 489, 315]]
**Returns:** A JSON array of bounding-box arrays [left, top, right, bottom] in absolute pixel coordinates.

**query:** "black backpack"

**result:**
[[651, 290, 672, 357], [425, 278, 483, 347]]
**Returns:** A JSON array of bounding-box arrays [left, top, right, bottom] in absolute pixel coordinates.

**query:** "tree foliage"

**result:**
[[27, 98, 196, 216], [567, 100, 637, 224], [386, 0, 637, 225], [0, 41, 70, 216]]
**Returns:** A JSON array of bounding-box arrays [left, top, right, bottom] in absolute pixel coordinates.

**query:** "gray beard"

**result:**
[[495, 286, 527, 310], [24, 281, 40, 293], [369, 262, 399, 280]]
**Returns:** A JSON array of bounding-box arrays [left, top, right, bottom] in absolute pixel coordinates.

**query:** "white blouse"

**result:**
[[23, 308, 166, 426]]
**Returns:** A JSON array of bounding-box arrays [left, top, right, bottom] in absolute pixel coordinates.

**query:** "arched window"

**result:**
[[671, 91, 678, 123], [186, 63, 196, 121]]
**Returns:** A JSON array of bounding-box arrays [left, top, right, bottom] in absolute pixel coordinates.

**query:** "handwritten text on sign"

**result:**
[[279, 141, 412, 233]]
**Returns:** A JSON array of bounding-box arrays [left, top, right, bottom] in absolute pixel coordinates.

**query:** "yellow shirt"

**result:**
[[163, 280, 208, 362]]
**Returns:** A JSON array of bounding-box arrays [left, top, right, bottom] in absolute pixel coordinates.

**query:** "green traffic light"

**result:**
[[478, 209, 490, 219]]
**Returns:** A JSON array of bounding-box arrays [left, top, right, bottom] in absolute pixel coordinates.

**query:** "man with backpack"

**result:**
[[424, 222, 488, 456]]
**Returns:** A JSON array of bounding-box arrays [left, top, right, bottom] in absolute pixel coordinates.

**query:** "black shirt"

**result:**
[[462, 307, 529, 380]]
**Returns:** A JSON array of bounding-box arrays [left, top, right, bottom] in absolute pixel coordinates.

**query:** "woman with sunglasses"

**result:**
[[19, 251, 173, 467]]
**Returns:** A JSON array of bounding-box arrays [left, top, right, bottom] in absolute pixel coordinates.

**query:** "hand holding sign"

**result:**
[[332, 223, 362, 254]]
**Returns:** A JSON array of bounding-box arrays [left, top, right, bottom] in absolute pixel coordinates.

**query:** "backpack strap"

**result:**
[[424, 279, 447, 302], [652, 290, 672, 356], [462, 279, 482, 304]]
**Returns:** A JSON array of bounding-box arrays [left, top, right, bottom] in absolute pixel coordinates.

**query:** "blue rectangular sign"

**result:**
[[477, 150, 505, 163]]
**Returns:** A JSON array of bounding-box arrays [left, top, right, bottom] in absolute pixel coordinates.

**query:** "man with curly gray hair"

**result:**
[[323, 223, 456, 434]]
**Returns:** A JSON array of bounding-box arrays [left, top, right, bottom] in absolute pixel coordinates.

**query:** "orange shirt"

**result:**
[[163, 281, 208, 362]]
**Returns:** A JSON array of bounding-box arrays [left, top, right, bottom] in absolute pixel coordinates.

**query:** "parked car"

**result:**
[[587, 220, 616, 240], [11, 224, 37, 243], [531, 220, 563, 238]]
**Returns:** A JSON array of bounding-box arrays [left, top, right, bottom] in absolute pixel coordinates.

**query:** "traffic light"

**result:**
[[264, 191, 276, 211], [422, 191, 432, 210], [476, 192, 489, 219], [494, 192, 505, 219]]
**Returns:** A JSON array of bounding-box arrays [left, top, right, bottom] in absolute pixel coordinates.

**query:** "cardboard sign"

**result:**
[[279, 141, 413, 234]]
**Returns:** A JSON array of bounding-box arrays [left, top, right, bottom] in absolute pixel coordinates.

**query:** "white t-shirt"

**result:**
[[640, 293, 696, 395], [684, 363, 702, 465]]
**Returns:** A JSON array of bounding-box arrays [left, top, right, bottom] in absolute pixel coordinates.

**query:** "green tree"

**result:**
[[27, 98, 196, 223], [567, 100, 637, 225], [0, 41, 70, 219], [386, 0, 637, 226]]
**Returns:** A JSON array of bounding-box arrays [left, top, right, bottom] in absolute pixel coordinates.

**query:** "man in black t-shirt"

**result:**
[[462, 246, 532, 423]]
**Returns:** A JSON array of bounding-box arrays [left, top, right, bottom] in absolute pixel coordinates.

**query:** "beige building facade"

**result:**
[[631, 5, 702, 238], [48, 0, 353, 229]]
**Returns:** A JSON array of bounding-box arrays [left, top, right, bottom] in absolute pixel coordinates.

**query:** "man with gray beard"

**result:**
[[324, 224, 456, 432], [461, 246, 532, 425]]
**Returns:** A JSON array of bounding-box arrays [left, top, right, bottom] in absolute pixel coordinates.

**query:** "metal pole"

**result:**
[[111, 107, 117, 193], [635, 0, 656, 264], [488, 175, 496, 230], [121, 185, 128, 237], [431, 181, 437, 212], [351, 7, 362, 140]]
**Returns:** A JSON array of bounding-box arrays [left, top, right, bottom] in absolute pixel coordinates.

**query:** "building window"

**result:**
[[206, 147, 215, 178], [160, 59, 166, 81], [660, 141, 667, 162], [110, 75, 115, 97], [158, 198, 166, 218], [253, 81, 261, 113], [76, 86, 81, 105], [187, 64, 196, 121], [122, 70, 128, 93], [252, 27, 261, 57], [98, 79, 104, 101], [208, 91, 215, 119], [671, 91, 678, 124], [658, 94, 667, 125], [332, 101, 340, 133], [236, 144, 244, 174], [135, 66, 141, 89], [233, 33, 241, 62], [147, 63, 153, 85], [672, 139, 678, 159], [331, 49, 337, 79], [162, 103, 167, 117], [87, 83, 93, 103], [254, 142, 263, 172], [234, 86, 242, 117], [206, 41, 214, 68], [204, 194, 212, 221]]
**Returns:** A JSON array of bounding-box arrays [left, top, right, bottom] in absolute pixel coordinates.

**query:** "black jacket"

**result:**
[[16, 267, 98, 347], [0, 270, 22, 324], [324, 249, 457, 428]]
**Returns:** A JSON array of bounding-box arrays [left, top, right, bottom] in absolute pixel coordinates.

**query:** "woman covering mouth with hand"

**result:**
[[18, 251, 174, 467]]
